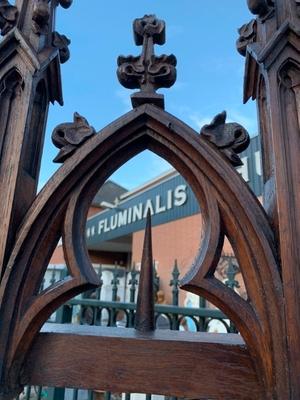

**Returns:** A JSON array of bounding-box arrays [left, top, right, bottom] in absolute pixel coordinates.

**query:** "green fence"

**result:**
[[19, 257, 240, 400]]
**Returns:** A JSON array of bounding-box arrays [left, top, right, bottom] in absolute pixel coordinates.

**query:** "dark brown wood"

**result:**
[[0, 3, 299, 399], [0, 103, 286, 399], [0, 0, 70, 280], [238, 1, 300, 397], [134, 211, 155, 332], [200, 111, 250, 166], [24, 324, 262, 400], [52, 112, 96, 163], [117, 15, 177, 109]]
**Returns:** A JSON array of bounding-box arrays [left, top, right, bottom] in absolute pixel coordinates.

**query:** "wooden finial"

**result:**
[[134, 210, 155, 332], [117, 15, 177, 109]]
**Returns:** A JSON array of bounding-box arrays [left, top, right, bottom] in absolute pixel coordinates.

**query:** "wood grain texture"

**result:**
[[134, 211, 155, 332], [0, 3, 300, 399], [24, 324, 262, 400], [0, 103, 284, 399], [241, 1, 300, 397], [0, 0, 69, 281]]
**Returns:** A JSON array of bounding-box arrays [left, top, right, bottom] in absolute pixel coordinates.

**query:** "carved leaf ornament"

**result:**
[[0, 14, 287, 400]]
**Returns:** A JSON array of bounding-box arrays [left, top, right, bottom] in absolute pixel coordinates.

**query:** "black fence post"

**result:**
[[110, 263, 119, 326], [96, 265, 103, 300], [153, 261, 160, 300], [170, 260, 180, 330], [128, 263, 138, 327], [48, 268, 71, 400], [39, 277, 45, 292], [225, 257, 240, 333], [111, 262, 119, 302], [170, 259, 180, 306], [50, 267, 56, 285], [93, 266, 103, 325], [55, 268, 72, 324]]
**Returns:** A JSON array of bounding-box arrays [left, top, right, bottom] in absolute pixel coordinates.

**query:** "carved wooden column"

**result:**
[[238, 0, 300, 397], [1, 6, 300, 400], [0, 0, 71, 279]]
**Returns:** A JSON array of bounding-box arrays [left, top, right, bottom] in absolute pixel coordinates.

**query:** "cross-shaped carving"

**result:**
[[117, 15, 177, 109]]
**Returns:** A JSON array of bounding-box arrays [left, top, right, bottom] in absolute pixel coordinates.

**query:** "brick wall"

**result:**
[[132, 212, 234, 305]]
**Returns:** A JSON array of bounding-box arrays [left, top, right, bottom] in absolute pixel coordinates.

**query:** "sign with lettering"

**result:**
[[86, 175, 199, 245], [86, 136, 262, 245]]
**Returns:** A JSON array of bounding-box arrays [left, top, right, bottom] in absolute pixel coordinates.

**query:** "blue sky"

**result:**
[[39, 1, 256, 190]]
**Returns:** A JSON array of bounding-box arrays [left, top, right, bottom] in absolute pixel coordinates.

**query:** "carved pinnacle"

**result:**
[[117, 15, 177, 109], [200, 111, 250, 167], [134, 210, 155, 332]]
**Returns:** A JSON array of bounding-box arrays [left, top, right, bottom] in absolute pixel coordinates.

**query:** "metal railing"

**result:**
[[20, 257, 240, 400]]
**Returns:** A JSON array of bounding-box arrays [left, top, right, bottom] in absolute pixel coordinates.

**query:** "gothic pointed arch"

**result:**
[[0, 103, 287, 397]]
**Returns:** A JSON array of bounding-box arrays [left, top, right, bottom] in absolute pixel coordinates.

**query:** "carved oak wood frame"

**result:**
[[0, 2, 300, 399], [0, 104, 288, 399]]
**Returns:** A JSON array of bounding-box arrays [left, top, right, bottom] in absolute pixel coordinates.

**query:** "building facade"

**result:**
[[49, 135, 262, 306]]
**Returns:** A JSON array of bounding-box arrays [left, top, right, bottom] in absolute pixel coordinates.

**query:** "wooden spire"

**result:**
[[134, 210, 155, 332]]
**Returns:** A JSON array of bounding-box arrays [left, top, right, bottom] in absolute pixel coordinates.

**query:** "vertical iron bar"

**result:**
[[96, 265, 103, 300], [128, 263, 138, 327], [104, 392, 111, 400], [39, 277, 45, 292], [25, 386, 31, 400], [36, 386, 43, 400], [110, 263, 119, 326], [170, 259, 180, 330], [50, 267, 56, 285], [129, 263, 138, 303], [93, 266, 103, 325], [170, 259, 180, 306], [225, 257, 239, 333], [73, 388, 79, 400], [153, 260, 160, 301], [111, 262, 119, 302], [198, 296, 206, 331]]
